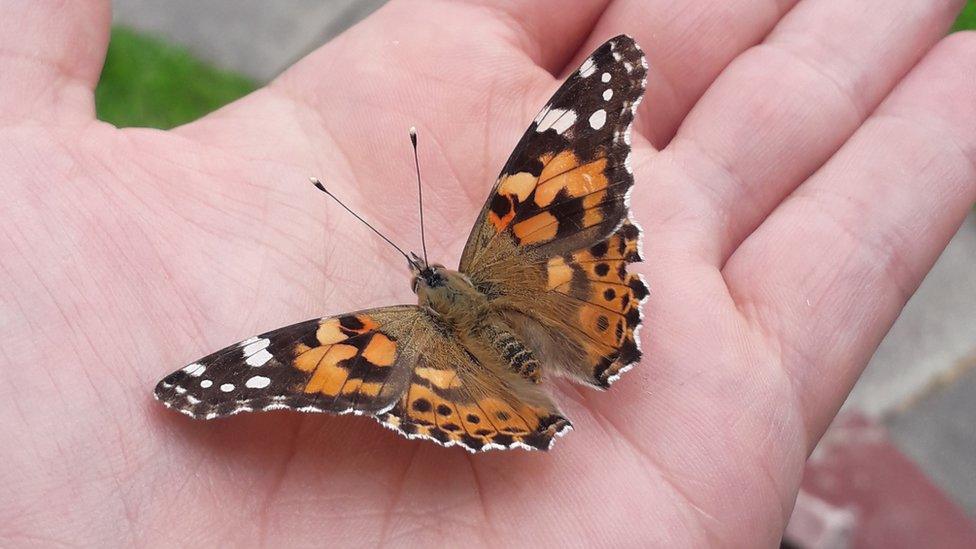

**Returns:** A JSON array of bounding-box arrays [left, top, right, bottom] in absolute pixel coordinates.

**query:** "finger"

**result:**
[[661, 0, 964, 264], [578, 0, 801, 147], [185, 0, 612, 171], [182, 0, 614, 253], [0, 0, 111, 124], [724, 32, 976, 442], [455, 0, 613, 73]]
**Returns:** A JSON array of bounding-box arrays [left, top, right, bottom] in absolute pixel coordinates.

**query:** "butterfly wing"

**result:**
[[375, 313, 570, 452], [155, 306, 570, 451], [458, 35, 648, 389], [154, 306, 423, 419]]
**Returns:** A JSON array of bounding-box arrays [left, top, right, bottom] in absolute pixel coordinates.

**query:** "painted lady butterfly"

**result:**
[[155, 35, 648, 452]]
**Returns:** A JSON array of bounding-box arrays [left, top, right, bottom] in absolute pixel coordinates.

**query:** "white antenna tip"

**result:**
[[309, 176, 321, 184], [409, 126, 417, 136]]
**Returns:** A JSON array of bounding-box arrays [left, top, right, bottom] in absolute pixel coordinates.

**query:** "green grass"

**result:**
[[95, 27, 257, 129], [96, 6, 976, 130], [954, 0, 976, 32]]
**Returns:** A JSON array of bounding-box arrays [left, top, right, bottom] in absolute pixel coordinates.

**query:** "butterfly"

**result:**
[[154, 35, 648, 452]]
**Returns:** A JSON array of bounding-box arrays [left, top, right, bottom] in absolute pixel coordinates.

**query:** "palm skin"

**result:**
[[2, 0, 975, 546]]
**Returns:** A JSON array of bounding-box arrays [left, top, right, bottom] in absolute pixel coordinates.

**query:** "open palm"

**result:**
[[3, 0, 975, 546]]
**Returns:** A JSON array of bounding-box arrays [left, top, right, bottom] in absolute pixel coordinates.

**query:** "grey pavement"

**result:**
[[888, 363, 976, 515], [845, 213, 976, 418], [110, 0, 976, 518], [113, 0, 388, 81], [844, 212, 976, 515]]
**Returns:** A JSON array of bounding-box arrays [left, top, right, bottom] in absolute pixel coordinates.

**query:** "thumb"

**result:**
[[0, 0, 111, 125]]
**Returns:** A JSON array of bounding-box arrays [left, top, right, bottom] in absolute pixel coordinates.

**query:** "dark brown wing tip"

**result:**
[[527, 415, 574, 451]]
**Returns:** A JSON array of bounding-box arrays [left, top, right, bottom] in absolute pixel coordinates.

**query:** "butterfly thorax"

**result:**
[[413, 266, 488, 323], [413, 265, 542, 383]]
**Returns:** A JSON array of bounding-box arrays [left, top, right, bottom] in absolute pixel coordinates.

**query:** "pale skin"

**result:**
[[2, 0, 975, 546]]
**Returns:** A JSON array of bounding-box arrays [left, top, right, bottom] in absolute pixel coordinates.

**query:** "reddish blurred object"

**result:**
[[783, 413, 976, 548]]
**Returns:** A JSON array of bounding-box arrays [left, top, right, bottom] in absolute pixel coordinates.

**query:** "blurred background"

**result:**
[[103, 1, 976, 546]]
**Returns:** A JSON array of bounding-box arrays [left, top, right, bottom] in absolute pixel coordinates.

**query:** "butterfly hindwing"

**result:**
[[533, 219, 647, 387], [375, 315, 571, 451], [459, 35, 648, 388], [153, 306, 422, 419]]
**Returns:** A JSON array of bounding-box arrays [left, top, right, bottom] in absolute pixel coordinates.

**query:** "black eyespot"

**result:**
[[590, 241, 609, 257], [338, 315, 365, 331]]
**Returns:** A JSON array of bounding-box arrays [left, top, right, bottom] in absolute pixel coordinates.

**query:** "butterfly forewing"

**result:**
[[460, 35, 647, 266], [458, 35, 648, 389], [154, 306, 421, 419]]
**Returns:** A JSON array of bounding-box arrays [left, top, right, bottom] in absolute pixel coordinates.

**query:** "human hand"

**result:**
[[2, 0, 974, 546]]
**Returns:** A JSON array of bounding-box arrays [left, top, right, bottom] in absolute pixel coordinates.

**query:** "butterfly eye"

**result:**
[[410, 276, 420, 293]]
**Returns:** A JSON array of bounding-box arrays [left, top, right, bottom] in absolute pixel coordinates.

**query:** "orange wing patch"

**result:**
[[534, 152, 608, 208], [512, 211, 559, 244], [293, 314, 401, 410], [486, 150, 614, 248]]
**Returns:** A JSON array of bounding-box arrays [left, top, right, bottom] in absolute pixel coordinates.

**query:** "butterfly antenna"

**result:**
[[309, 177, 419, 269], [409, 127, 430, 268]]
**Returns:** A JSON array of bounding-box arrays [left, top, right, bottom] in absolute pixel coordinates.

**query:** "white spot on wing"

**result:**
[[603, 89, 613, 101], [601, 72, 611, 83], [245, 375, 271, 389], [246, 348, 273, 367], [535, 108, 577, 135], [200, 379, 213, 388], [241, 338, 270, 356], [589, 109, 607, 130], [534, 105, 550, 124], [220, 383, 235, 393], [578, 56, 596, 77]]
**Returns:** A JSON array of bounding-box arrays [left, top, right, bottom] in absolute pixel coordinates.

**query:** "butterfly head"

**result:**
[[409, 252, 447, 293]]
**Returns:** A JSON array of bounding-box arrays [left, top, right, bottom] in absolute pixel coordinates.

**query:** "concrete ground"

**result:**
[[113, 0, 976, 518], [849, 213, 976, 515], [112, 0, 387, 81]]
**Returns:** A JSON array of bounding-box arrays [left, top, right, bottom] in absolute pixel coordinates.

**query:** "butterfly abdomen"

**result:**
[[483, 325, 542, 383]]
